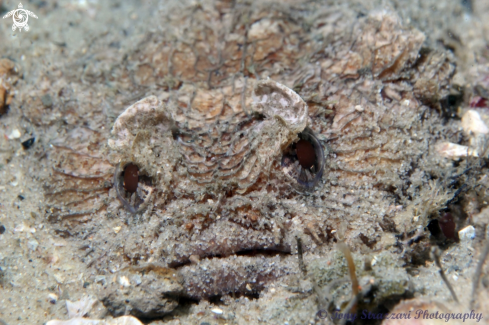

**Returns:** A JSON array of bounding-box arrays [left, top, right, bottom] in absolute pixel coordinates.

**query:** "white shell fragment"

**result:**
[[66, 295, 97, 318], [47, 293, 58, 304], [46, 316, 143, 325], [13, 223, 36, 233], [118, 275, 130, 287], [458, 225, 476, 242], [435, 142, 478, 159], [461, 110, 489, 135], [371, 256, 378, 266], [27, 238, 39, 251], [460, 110, 489, 157], [211, 307, 224, 315], [438, 111, 489, 160], [7, 129, 21, 139]]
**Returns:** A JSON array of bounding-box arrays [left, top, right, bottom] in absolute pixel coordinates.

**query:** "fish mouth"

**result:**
[[179, 250, 297, 300], [168, 220, 293, 268], [98, 250, 299, 319], [165, 219, 296, 299]]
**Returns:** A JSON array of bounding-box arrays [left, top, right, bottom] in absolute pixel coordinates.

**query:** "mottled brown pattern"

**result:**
[[40, 0, 459, 302]]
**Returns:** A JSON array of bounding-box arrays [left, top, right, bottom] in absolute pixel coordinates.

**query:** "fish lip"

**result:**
[[165, 218, 293, 268], [178, 251, 296, 300], [168, 242, 293, 268]]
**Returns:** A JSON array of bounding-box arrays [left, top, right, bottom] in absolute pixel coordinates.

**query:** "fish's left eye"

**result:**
[[114, 162, 153, 213], [123, 163, 139, 193], [281, 127, 325, 190]]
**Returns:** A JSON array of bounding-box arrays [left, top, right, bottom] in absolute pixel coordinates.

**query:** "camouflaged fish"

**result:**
[[38, 0, 460, 315]]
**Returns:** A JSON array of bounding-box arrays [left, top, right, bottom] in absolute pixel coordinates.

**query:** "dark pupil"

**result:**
[[439, 213, 456, 240], [123, 163, 139, 193], [296, 139, 316, 169]]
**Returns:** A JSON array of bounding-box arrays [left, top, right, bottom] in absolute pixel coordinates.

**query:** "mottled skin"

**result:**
[[42, 0, 458, 305]]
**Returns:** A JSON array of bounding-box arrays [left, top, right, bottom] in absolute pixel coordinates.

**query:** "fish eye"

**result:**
[[123, 163, 139, 193], [281, 127, 325, 190], [296, 139, 316, 169], [114, 162, 153, 213]]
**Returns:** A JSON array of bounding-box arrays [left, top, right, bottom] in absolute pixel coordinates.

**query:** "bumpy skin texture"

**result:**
[[43, 1, 458, 305]]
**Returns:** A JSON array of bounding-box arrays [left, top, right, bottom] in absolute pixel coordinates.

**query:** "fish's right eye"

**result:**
[[281, 128, 325, 191], [123, 163, 139, 193]]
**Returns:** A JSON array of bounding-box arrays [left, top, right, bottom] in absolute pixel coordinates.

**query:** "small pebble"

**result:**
[[458, 225, 476, 241], [7, 129, 21, 139], [27, 238, 39, 251], [0, 225, 5, 234], [211, 307, 223, 315], [475, 85, 489, 99], [21, 137, 35, 149], [189, 254, 200, 264], [131, 274, 142, 286], [461, 110, 489, 135], [119, 275, 130, 287], [47, 293, 58, 304], [371, 256, 378, 266], [41, 94, 53, 107], [94, 275, 107, 285]]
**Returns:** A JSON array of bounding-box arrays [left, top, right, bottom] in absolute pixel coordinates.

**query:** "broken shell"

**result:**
[[7, 129, 21, 139], [461, 110, 489, 135], [211, 307, 223, 315], [435, 142, 478, 159], [458, 225, 476, 242], [65, 295, 97, 318], [119, 275, 131, 287]]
